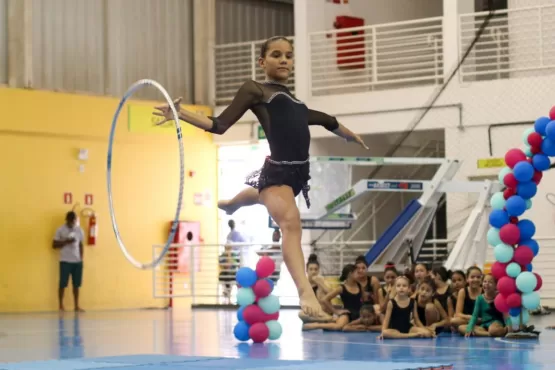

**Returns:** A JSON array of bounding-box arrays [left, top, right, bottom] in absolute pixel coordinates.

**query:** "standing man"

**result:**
[[53, 211, 85, 312]]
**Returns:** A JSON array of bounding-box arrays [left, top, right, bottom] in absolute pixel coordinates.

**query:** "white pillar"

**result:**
[[294, 0, 309, 101], [7, 0, 33, 88], [193, 0, 216, 106]]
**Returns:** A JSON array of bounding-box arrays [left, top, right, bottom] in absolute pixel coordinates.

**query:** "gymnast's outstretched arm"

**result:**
[[307, 109, 368, 149]]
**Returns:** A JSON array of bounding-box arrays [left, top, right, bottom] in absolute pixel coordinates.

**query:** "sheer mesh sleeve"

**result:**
[[307, 109, 340, 132], [207, 80, 263, 135]]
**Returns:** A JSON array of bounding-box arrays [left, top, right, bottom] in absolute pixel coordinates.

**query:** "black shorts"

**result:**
[[59, 262, 83, 289]]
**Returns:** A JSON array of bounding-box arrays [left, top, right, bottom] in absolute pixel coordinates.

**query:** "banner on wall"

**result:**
[[127, 104, 212, 135]]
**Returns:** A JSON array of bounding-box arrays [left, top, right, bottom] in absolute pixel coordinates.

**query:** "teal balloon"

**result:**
[[498, 167, 512, 184], [490, 192, 506, 210], [237, 288, 256, 306], [516, 271, 537, 294], [521, 291, 541, 310], [258, 294, 280, 314], [494, 243, 514, 263], [523, 127, 536, 144], [265, 320, 282, 340], [506, 262, 521, 278], [509, 309, 530, 327], [487, 227, 502, 247], [524, 145, 533, 157], [526, 199, 532, 210]]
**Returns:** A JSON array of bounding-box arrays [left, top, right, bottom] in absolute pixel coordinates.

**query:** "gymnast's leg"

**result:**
[[259, 185, 329, 318], [218, 187, 260, 215]]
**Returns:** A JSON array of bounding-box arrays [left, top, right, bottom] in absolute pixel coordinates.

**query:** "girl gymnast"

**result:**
[[299, 254, 334, 322], [153, 36, 368, 319], [430, 266, 452, 313], [342, 303, 382, 332], [302, 264, 364, 331], [354, 255, 381, 305], [447, 270, 466, 318], [461, 274, 508, 337], [380, 275, 434, 339], [414, 276, 449, 335], [378, 262, 398, 312], [451, 266, 483, 327]]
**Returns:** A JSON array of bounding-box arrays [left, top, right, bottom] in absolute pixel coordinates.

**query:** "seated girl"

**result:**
[[302, 264, 363, 331], [414, 277, 450, 335], [451, 266, 483, 327], [343, 303, 382, 332], [299, 254, 334, 323], [461, 274, 508, 337], [447, 270, 466, 318], [379, 276, 435, 339], [378, 263, 398, 313]]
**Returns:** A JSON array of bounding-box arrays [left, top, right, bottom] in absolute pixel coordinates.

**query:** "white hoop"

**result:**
[[107, 79, 184, 269], [546, 193, 555, 206]]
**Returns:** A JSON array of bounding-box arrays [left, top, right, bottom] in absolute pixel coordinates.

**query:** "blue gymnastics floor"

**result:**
[[0, 308, 551, 369]]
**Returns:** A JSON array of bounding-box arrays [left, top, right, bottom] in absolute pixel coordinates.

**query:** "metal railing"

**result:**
[[459, 4, 555, 82], [213, 37, 295, 106], [308, 17, 444, 96]]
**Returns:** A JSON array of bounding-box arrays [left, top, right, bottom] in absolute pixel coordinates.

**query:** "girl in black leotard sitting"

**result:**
[[343, 303, 382, 332], [302, 264, 364, 331], [447, 270, 466, 319], [354, 256, 381, 305], [430, 266, 452, 313], [451, 266, 482, 328], [378, 263, 399, 313], [154, 36, 368, 319], [414, 277, 449, 335], [380, 276, 434, 339], [299, 254, 333, 323]]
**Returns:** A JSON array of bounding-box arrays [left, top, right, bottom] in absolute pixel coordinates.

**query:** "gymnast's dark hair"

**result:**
[[306, 253, 320, 269], [339, 264, 356, 282], [355, 255, 368, 267], [259, 36, 293, 58]]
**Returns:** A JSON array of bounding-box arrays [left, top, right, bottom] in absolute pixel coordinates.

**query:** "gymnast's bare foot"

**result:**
[[299, 289, 331, 320], [218, 200, 241, 215]]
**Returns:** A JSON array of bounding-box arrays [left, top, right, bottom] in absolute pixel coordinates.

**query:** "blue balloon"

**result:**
[[532, 153, 550, 171], [236, 267, 258, 288], [265, 278, 275, 292], [489, 209, 509, 228], [517, 219, 536, 240], [233, 321, 251, 341], [541, 137, 555, 156], [237, 305, 246, 321], [505, 195, 526, 217], [526, 263, 533, 272], [509, 307, 521, 317], [546, 120, 555, 140], [535, 116, 550, 135], [520, 239, 539, 257], [517, 181, 537, 199], [513, 161, 534, 182]]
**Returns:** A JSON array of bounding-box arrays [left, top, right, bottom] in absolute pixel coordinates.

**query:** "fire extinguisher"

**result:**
[[88, 213, 97, 246]]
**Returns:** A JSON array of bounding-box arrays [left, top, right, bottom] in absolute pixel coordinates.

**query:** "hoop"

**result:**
[[107, 79, 184, 269], [546, 193, 555, 206]]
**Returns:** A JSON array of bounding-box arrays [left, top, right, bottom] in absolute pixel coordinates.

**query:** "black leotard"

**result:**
[[339, 283, 363, 321], [208, 80, 339, 204], [463, 287, 478, 315], [435, 286, 451, 312], [388, 298, 414, 334]]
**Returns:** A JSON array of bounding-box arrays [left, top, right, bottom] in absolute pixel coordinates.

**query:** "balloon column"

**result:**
[[488, 107, 554, 326], [233, 256, 283, 343]]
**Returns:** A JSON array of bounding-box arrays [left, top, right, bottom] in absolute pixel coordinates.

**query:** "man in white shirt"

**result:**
[[53, 211, 85, 312]]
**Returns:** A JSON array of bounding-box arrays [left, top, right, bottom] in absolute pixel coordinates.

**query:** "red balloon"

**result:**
[[550, 105, 555, 120], [528, 132, 543, 147], [494, 294, 510, 313], [534, 273, 543, 291], [253, 279, 272, 298], [513, 246, 534, 265], [533, 170, 543, 185], [497, 276, 517, 296], [503, 188, 516, 200], [243, 304, 266, 325], [491, 262, 508, 280], [531, 146, 542, 155], [249, 322, 270, 343], [256, 257, 276, 278], [263, 311, 279, 321], [505, 149, 527, 169], [499, 224, 520, 245], [506, 293, 522, 308], [509, 216, 519, 224], [503, 173, 518, 188]]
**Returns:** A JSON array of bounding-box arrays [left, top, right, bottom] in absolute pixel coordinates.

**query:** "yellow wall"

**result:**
[[0, 88, 218, 312]]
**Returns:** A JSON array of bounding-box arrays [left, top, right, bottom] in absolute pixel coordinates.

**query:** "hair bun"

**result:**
[[308, 253, 318, 262]]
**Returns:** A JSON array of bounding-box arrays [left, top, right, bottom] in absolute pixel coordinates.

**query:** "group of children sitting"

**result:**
[[300, 255, 532, 339]]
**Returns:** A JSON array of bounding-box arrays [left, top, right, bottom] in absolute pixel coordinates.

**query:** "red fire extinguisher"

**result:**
[[88, 213, 97, 246]]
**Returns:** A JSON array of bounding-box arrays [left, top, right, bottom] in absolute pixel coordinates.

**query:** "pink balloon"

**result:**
[[249, 322, 270, 343], [497, 276, 517, 296], [263, 311, 279, 322], [528, 132, 543, 147], [505, 149, 527, 169], [513, 246, 534, 265], [531, 145, 542, 155], [256, 256, 276, 278], [491, 262, 508, 281], [534, 273, 543, 291], [550, 105, 555, 120], [253, 279, 272, 298], [243, 304, 266, 326], [506, 293, 522, 309], [499, 224, 520, 245], [503, 173, 519, 188], [503, 188, 516, 200], [533, 170, 543, 185], [494, 294, 510, 313]]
